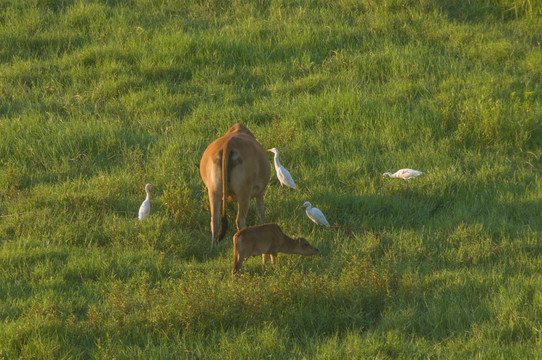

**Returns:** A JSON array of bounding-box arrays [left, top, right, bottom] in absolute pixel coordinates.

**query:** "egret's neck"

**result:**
[[273, 153, 281, 167], [384, 172, 394, 178], [145, 190, 151, 201]]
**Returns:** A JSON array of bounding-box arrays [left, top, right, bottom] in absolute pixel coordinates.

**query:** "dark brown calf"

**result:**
[[232, 223, 318, 274]]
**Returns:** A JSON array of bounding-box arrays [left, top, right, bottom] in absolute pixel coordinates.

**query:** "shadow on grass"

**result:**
[[311, 174, 541, 235], [391, 272, 495, 342], [0, 34, 88, 62], [164, 260, 397, 338], [429, 0, 529, 23]]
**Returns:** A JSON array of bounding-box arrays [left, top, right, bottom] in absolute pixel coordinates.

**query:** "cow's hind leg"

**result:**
[[209, 190, 221, 250], [255, 192, 265, 224], [235, 192, 251, 231]]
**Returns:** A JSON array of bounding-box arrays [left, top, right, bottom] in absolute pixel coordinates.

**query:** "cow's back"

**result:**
[[200, 125, 270, 196]]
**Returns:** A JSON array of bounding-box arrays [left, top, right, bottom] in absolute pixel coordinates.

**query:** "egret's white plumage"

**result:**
[[268, 147, 297, 189], [302, 201, 330, 227], [138, 183, 155, 220], [382, 169, 423, 180]]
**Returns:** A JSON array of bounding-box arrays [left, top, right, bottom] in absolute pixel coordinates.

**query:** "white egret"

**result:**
[[138, 183, 155, 220], [267, 147, 297, 189], [382, 169, 423, 181], [302, 201, 330, 227]]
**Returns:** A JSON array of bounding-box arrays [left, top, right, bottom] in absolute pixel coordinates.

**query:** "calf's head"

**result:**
[[293, 236, 318, 256]]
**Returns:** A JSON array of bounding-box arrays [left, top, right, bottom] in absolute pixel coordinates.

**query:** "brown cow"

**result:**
[[232, 223, 318, 274], [200, 124, 271, 249]]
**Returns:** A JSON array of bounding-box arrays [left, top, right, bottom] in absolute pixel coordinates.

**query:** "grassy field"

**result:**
[[1, 0, 541, 358]]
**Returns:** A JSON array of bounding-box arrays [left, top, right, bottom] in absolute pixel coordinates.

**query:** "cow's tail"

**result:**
[[232, 231, 240, 274], [218, 141, 230, 241]]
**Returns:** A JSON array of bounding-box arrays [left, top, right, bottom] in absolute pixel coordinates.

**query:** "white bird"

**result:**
[[268, 147, 297, 189], [138, 183, 155, 220], [302, 201, 330, 227], [382, 169, 423, 181]]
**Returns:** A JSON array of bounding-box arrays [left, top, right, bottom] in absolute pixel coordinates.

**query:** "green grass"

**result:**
[[1, 0, 541, 358]]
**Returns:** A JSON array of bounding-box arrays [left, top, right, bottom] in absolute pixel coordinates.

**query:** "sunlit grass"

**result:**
[[1, 0, 541, 358]]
